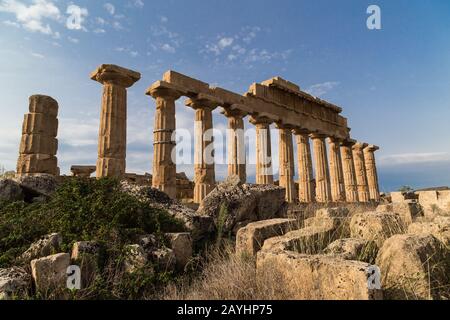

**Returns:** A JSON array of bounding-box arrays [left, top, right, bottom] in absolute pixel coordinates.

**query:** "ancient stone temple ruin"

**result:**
[[15, 64, 381, 204]]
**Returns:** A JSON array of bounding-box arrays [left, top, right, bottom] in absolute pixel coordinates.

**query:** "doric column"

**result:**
[[249, 116, 273, 185], [277, 124, 296, 203], [328, 137, 345, 202], [364, 145, 381, 202], [222, 108, 246, 183], [293, 129, 315, 203], [91, 64, 140, 178], [310, 133, 331, 203], [352, 142, 370, 202], [16, 95, 59, 176], [340, 139, 359, 202], [146, 81, 185, 199], [186, 94, 223, 203]]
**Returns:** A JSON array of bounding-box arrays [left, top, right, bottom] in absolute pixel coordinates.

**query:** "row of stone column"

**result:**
[[89, 64, 380, 204]]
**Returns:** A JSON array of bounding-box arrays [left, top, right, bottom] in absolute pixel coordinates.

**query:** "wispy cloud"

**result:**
[[306, 81, 340, 97], [30, 51, 44, 58], [378, 152, 450, 166], [104, 3, 115, 16]]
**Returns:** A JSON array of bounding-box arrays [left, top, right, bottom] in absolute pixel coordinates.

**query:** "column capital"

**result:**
[[249, 115, 273, 126], [275, 122, 296, 130], [221, 106, 247, 119], [292, 128, 311, 136], [146, 80, 186, 100], [185, 93, 223, 110], [364, 144, 380, 153], [91, 64, 140, 88], [341, 138, 357, 148], [327, 136, 343, 144], [352, 142, 369, 151], [309, 132, 327, 140]]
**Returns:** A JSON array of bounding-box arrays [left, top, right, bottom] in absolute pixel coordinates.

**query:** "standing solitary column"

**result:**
[[91, 64, 141, 178], [311, 133, 331, 203], [340, 139, 359, 202], [328, 137, 345, 202], [278, 125, 296, 203], [223, 108, 246, 183], [364, 145, 381, 201], [250, 117, 274, 185], [352, 142, 370, 202], [294, 129, 315, 203], [146, 81, 184, 199], [186, 94, 222, 203], [17, 95, 59, 176]]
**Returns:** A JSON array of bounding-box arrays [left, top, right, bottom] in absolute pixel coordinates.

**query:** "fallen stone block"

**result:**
[[324, 238, 378, 263], [392, 201, 423, 225], [408, 219, 450, 246], [20, 233, 62, 264], [236, 218, 297, 256], [15, 174, 58, 197], [0, 179, 24, 202], [376, 234, 448, 300], [71, 241, 101, 288], [31, 253, 70, 297], [350, 212, 405, 247], [165, 233, 193, 270], [0, 267, 30, 300], [256, 251, 383, 300], [149, 247, 176, 272], [123, 244, 148, 274]]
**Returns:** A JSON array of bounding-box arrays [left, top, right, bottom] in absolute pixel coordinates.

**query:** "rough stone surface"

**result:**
[[0, 179, 24, 202], [71, 241, 100, 288], [256, 251, 383, 300], [0, 267, 30, 300], [31, 253, 70, 295], [165, 233, 192, 270], [236, 218, 296, 256], [123, 244, 148, 274], [417, 190, 450, 219], [392, 201, 423, 225], [350, 212, 405, 247], [120, 181, 213, 241], [324, 238, 377, 263], [408, 217, 450, 246], [14, 174, 58, 198], [376, 234, 448, 300], [149, 247, 176, 272], [20, 233, 62, 264], [197, 177, 287, 234]]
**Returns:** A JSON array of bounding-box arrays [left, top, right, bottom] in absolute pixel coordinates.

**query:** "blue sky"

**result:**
[[1, 0, 450, 192]]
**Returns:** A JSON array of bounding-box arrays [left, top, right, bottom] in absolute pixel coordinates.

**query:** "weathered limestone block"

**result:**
[[304, 207, 350, 231], [70, 165, 96, 178], [408, 218, 450, 246], [149, 247, 176, 272], [0, 267, 30, 300], [31, 253, 70, 295], [350, 212, 405, 247], [390, 191, 417, 203], [16, 154, 58, 176], [22, 113, 58, 137], [324, 238, 378, 263], [197, 177, 287, 234], [165, 233, 193, 270], [256, 251, 383, 300], [236, 218, 296, 256], [393, 201, 423, 225], [0, 179, 24, 202], [20, 233, 62, 264], [71, 241, 100, 288], [417, 190, 450, 219], [17, 95, 59, 176], [19, 134, 58, 155], [163, 70, 209, 94], [14, 174, 58, 198], [376, 234, 448, 300], [123, 244, 148, 274]]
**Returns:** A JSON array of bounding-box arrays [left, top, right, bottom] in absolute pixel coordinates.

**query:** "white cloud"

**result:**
[[30, 51, 44, 58], [131, 0, 144, 8], [0, 0, 61, 36], [93, 28, 105, 34], [160, 15, 168, 23], [218, 37, 233, 49], [379, 152, 450, 166], [67, 36, 79, 43], [161, 43, 175, 53], [104, 3, 115, 15], [306, 81, 340, 97], [66, 4, 88, 31], [3, 19, 20, 27]]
